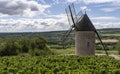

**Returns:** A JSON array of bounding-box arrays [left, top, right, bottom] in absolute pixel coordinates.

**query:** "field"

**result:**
[[0, 56, 120, 74], [0, 28, 120, 74], [51, 48, 119, 55]]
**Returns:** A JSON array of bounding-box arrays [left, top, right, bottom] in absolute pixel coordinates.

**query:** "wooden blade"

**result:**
[[62, 27, 73, 49], [95, 30, 108, 56], [65, 7, 73, 26], [68, 5, 79, 30]]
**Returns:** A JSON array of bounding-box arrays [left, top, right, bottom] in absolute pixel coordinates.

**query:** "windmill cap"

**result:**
[[75, 14, 96, 31]]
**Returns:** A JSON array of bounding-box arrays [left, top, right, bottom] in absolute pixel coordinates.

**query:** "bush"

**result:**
[[29, 48, 54, 56], [0, 38, 19, 56], [0, 36, 51, 56], [33, 36, 48, 50], [18, 37, 30, 53]]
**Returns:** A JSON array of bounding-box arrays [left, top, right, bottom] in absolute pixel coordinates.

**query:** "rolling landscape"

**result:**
[[0, 28, 120, 73], [0, 28, 119, 51], [0, 0, 120, 74]]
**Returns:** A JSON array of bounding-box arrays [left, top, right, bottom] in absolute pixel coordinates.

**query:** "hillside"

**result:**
[[0, 28, 120, 50]]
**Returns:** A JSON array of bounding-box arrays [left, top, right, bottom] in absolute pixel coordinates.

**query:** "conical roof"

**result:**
[[75, 14, 96, 31]]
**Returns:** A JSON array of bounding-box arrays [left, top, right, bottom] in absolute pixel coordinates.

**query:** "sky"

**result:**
[[0, 0, 120, 32]]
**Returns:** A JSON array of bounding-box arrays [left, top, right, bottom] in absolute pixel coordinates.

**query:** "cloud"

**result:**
[[91, 16, 120, 29], [92, 16, 119, 21], [67, 0, 79, 3], [0, 0, 50, 17], [0, 14, 120, 32], [0, 15, 120, 32], [80, 6, 91, 12], [100, 7, 119, 12], [0, 14, 69, 32], [66, 0, 120, 5], [80, 6, 87, 10], [66, 0, 114, 3], [93, 22, 120, 29], [82, 0, 114, 4]]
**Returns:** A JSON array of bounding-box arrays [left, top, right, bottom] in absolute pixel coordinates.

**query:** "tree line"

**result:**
[[0, 36, 53, 56]]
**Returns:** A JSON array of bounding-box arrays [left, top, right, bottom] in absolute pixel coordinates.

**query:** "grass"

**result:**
[[102, 34, 120, 36], [96, 50, 118, 55], [50, 47, 119, 55], [50, 47, 75, 55]]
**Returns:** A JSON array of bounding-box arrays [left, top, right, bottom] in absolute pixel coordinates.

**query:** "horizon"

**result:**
[[0, 0, 120, 32], [0, 28, 119, 33]]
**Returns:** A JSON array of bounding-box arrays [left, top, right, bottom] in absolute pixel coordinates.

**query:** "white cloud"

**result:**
[[100, 7, 119, 12], [82, 0, 114, 4], [67, 0, 79, 3], [80, 6, 91, 12], [0, 0, 50, 17], [66, 0, 120, 5], [93, 22, 120, 29], [0, 13, 9, 17], [80, 6, 87, 10], [0, 14, 69, 32], [92, 16, 119, 21], [66, 0, 115, 3], [91, 16, 120, 29], [0, 15, 120, 32]]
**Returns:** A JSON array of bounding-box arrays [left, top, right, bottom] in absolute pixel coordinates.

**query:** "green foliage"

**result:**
[[18, 37, 30, 53], [29, 48, 54, 56], [115, 39, 120, 55], [50, 45, 63, 49], [0, 36, 51, 56], [0, 38, 19, 56], [0, 56, 120, 73], [0, 28, 120, 50], [33, 36, 47, 50]]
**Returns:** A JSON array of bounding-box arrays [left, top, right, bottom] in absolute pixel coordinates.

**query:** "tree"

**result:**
[[0, 38, 19, 56], [18, 37, 30, 53], [33, 36, 48, 50]]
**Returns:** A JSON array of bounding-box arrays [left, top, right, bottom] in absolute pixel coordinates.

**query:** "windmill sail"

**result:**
[[62, 26, 73, 48], [95, 30, 109, 56], [65, 7, 74, 26], [63, 3, 77, 40], [69, 3, 77, 24], [65, 3, 79, 30], [63, 26, 73, 40], [62, 3, 78, 48]]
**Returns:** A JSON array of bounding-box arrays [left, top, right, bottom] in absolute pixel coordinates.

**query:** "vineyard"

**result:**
[[0, 56, 120, 74]]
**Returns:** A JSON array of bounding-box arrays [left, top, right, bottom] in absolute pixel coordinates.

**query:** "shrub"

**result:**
[[0, 36, 51, 56], [29, 48, 54, 56], [18, 37, 30, 53], [0, 38, 19, 56]]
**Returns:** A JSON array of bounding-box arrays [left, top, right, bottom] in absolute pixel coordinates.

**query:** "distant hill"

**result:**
[[0, 28, 120, 47], [0, 28, 120, 38]]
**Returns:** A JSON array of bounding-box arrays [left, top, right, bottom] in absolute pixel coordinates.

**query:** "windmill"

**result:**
[[63, 3, 108, 56]]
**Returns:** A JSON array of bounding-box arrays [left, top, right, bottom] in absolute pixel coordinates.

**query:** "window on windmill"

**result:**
[[87, 42, 90, 47]]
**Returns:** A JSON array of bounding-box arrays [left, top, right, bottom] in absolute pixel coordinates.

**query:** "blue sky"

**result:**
[[0, 0, 120, 32]]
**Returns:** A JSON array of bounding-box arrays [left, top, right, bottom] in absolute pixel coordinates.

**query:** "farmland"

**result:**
[[0, 56, 120, 74], [0, 28, 120, 50], [0, 28, 120, 74]]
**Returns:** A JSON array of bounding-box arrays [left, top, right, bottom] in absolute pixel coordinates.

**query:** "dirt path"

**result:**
[[110, 54, 120, 60], [60, 54, 120, 60]]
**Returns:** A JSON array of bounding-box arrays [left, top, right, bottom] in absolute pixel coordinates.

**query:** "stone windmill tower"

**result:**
[[63, 3, 108, 56]]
